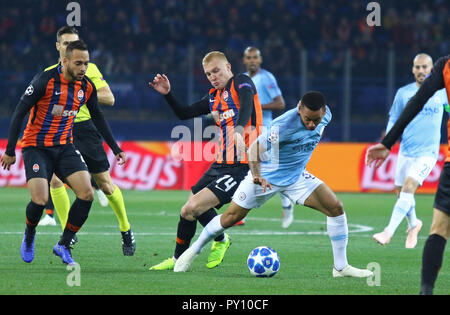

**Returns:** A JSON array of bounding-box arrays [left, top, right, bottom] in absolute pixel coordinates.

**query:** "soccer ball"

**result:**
[[247, 246, 280, 277]]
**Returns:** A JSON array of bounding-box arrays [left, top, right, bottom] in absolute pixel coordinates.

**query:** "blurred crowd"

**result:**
[[0, 0, 449, 137], [1, 0, 449, 78]]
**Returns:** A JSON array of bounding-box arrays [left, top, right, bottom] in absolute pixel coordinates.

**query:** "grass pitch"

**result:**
[[0, 187, 448, 295]]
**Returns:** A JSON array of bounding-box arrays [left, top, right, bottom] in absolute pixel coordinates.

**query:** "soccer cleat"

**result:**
[[121, 229, 136, 256], [20, 229, 36, 263], [233, 219, 245, 226], [53, 243, 76, 265], [281, 204, 294, 229], [96, 189, 109, 207], [405, 219, 423, 249], [174, 247, 199, 272], [149, 257, 175, 270], [70, 234, 78, 247], [38, 214, 57, 226], [372, 229, 392, 245], [206, 233, 231, 269], [333, 265, 374, 278]]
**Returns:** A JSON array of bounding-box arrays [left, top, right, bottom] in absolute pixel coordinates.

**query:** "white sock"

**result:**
[[280, 194, 292, 208], [327, 213, 348, 271], [191, 215, 226, 254], [406, 206, 418, 228], [386, 192, 415, 235]]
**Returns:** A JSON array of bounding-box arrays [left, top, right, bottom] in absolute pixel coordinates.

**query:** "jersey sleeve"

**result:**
[[86, 63, 109, 90], [234, 74, 256, 129], [20, 72, 48, 106], [265, 72, 282, 100], [386, 89, 404, 134]]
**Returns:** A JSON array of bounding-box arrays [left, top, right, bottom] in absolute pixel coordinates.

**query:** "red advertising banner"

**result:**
[[0, 140, 446, 193]]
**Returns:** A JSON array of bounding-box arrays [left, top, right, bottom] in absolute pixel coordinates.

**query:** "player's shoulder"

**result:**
[[234, 73, 256, 89], [32, 68, 57, 85], [44, 63, 59, 72], [259, 68, 276, 79], [86, 62, 102, 76], [397, 82, 416, 94]]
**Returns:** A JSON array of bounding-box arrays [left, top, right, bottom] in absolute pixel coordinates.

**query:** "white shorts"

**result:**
[[232, 170, 323, 209], [395, 153, 437, 187]]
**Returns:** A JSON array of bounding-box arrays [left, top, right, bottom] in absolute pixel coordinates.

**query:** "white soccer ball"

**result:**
[[247, 246, 280, 277]]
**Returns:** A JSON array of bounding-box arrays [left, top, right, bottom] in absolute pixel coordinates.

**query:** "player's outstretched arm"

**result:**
[[365, 143, 390, 168]]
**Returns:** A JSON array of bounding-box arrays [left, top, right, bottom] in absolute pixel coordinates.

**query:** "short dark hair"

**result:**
[[65, 40, 88, 58], [301, 91, 326, 111], [244, 46, 261, 56], [56, 26, 79, 42]]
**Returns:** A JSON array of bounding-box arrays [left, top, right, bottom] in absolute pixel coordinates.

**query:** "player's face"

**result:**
[[298, 102, 325, 130], [243, 51, 262, 74], [63, 49, 89, 82], [56, 33, 79, 60], [412, 57, 433, 85], [203, 58, 233, 89]]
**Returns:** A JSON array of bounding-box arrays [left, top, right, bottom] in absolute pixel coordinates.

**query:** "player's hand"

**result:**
[[149, 74, 171, 95], [115, 152, 127, 166], [253, 176, 272, 192], [365, 143, 390, 168], [1, 154, 16, 171]]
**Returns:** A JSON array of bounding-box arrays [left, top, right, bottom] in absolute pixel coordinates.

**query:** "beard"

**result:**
[[67, 66, 81, 81]]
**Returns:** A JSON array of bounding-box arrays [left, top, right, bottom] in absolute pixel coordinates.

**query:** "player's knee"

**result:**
[[31, 195, 48, 206], [76, 187, 95, 201], [181, 202, 197, 220], [50, 176, 64, 189], [328, 199, 344, 217]]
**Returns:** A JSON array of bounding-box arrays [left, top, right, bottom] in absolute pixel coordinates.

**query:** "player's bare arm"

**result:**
[[97, 85, 115, 106], [261, 95, 286, 111], [248, 140, 272, 192]]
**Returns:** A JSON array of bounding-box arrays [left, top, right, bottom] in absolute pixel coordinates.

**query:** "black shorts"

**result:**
[[433, 162, 450, 215], [191, 163, 249, 209], [22, 144, 88, 182], [73, 119, 110, 174]]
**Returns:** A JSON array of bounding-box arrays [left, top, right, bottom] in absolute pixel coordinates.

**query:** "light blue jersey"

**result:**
[[387, 82, 447, 159], [245, 68, 282, 126], [258, 106, 332, 186]]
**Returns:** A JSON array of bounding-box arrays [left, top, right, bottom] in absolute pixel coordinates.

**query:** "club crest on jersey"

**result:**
[[25, 85, 34, 96], [77, 89, 84, 101], [222, 90, 229, 101], [32, 163, 39, 172]]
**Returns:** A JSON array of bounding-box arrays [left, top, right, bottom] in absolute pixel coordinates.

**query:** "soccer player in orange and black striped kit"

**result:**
[[1, 40, 126, 265], [148, 51, 262, 270], [366, 55, 450, 294]]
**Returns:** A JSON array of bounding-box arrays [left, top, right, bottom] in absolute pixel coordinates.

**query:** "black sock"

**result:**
[[420, 234, 447, 295], [174, 216, 197, 259], [59, 198, 92, 246], [25, 201, 45, 232], [197, 208, 225, 242]]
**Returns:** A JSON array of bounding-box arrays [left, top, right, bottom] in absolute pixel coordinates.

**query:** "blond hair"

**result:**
[[202, 51, 229, 65]]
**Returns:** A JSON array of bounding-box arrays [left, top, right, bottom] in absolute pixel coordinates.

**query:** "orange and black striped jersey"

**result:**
[[382, 55, 450, 161], [5, 66, 121, 156], [164, 73, 263, 164]]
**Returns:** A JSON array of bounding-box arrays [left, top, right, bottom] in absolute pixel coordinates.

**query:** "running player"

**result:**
[[372, 53, 447, 248], [148, 51, 262, 270], [366, 54, 450, 294], [243, 46, 293, 228], [174, 91, 373, 278], [1, 40, 126, 265], [40, 26, 135, 255]]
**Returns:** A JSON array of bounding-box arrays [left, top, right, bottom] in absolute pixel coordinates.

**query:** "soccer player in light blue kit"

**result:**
[[243, 47, 294, 228], [372, 54, 448, 248], [174, 91, 373, 278]]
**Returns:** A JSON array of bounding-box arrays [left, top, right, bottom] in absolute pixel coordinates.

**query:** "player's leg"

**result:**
[[280, 193, 294, 228], [291, 171, 372, 278], [49, 174, 70, 231], [92, 171, 135, 255], [174, 173, 273, 272], [20, 147, 52, 263], [38, 190, 57, 226], [420, 166, 450, 294], [174, 201, 250, 272]]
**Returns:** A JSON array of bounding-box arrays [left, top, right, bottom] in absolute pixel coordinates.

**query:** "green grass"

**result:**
[[0, 188, 448, 295]]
